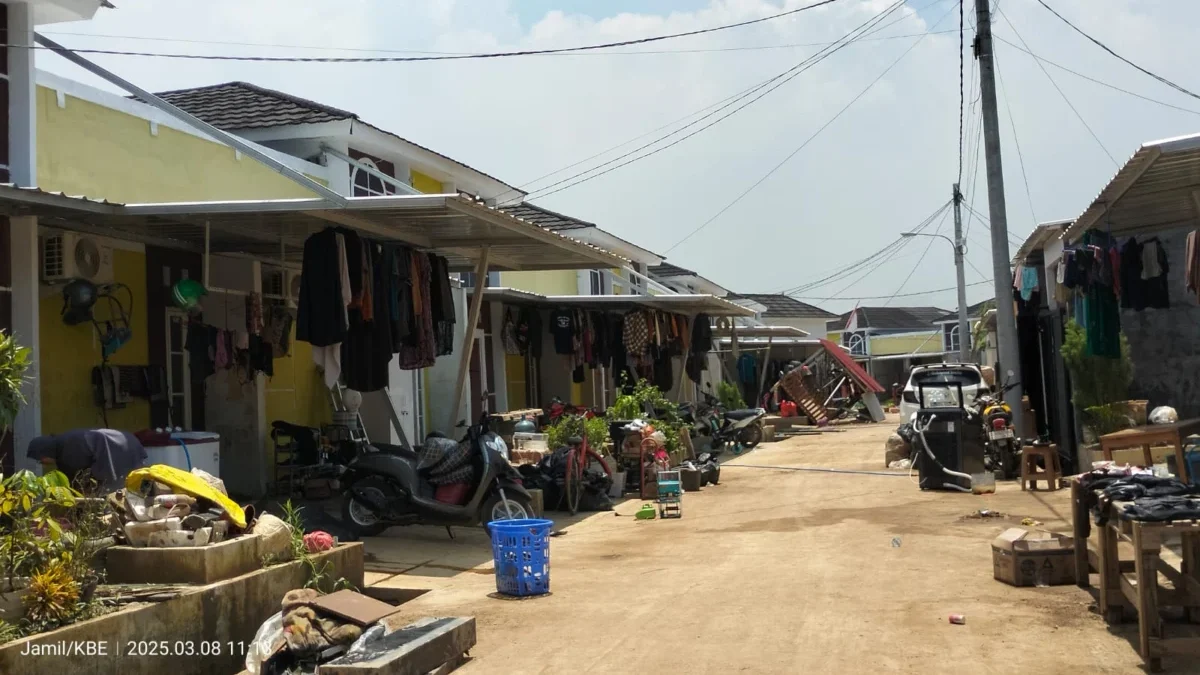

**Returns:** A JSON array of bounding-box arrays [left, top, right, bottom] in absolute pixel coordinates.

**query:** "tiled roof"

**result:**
[[829, 306, 950, 330], [150, 81, 518, 192], [155, 81, 354, 130], [648, 262, 696, 278], [729, 293, 837, 319], [933, 300, 992, 323], [499, 203, 594, 231]]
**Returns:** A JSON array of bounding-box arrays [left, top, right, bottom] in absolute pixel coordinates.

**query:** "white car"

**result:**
[[898, 363, 989, 422]]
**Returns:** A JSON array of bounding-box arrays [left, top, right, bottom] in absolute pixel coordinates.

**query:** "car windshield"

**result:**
[[912, 369, 981, 387]]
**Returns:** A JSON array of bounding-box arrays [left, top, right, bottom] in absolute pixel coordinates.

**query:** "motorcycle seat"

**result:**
[[724, 409, 761, 421], [373, 443, 420, 463]]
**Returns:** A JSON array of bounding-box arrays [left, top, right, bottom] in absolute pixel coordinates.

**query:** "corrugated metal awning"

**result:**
[[1062, 132, 1200, 242], [0, 185, 627, 272], [712, 325, 810, 338], [473, 287, 754, 317], [1012, 220, 1070, 265]]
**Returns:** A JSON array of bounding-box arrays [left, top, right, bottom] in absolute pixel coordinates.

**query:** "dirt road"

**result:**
[[367, 421, 1154, 673]]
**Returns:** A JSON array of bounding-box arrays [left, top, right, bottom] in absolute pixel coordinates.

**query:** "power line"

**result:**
[[957, 0, 965, 184], [27, 0, 854, 63], [961, 201, 1024, 248], [881, 207, 952, 307], [663, 1, 956, 253], [40, 28, 960, 58], [964, 256, 990, 281], [1032, 0, 1200, 103], [783, 199, 951, 295], [996, 8, 1116, 166], [993, 35, 1200, 117], [793, 279, 991, 301], [525, 1, 910, 202], [994, 50, 1038, 231]]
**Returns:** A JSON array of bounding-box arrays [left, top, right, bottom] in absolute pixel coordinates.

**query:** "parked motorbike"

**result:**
[[339, 414, 532, 537], [683, 386, 767, 454], [972, 374, 1022, 479]]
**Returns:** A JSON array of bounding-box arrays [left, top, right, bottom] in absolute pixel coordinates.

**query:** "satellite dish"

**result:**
[[73, 237, 103, 280]]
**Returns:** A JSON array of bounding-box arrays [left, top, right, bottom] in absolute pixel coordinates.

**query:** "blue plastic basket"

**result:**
[[488, 518, 553, 597]]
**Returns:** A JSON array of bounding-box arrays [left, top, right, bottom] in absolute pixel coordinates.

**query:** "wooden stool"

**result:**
[[1021, 443, 1062, 491]]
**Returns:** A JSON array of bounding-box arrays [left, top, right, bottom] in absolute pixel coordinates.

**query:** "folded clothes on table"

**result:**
[[1122, 495, 1200, 522]]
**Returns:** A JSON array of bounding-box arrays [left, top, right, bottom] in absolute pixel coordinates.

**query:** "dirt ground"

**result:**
[[363, 419, 1174, 674]]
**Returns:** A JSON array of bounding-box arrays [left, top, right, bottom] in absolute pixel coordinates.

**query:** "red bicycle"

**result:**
[[562, 417, 612, 515]]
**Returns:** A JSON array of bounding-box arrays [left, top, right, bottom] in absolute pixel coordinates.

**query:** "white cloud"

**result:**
[[35, 0, 1200, 311]]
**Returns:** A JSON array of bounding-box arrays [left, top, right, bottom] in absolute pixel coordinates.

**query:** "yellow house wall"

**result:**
[[35, 85, 326, 437], [870, 332, 942, 357], [499, 270, 578, 295], [411, 170, 443, 195]]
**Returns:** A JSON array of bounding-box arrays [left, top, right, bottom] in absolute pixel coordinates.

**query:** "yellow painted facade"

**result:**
[[868, 332, 942, 356], [411, 170, 443, 195], [498, 270, 577, 295], [35, 84, 325, 439]]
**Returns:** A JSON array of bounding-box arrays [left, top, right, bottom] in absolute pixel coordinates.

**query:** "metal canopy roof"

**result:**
[[473, 287, 754, 317], [0, 185, 626, 272], [712, 325, 810, 338], [1063, 132, 1200, 242], [1012, 220, 1070, 265]]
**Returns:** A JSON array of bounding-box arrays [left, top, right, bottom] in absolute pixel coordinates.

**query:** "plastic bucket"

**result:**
[[488, 518, 553, 597]]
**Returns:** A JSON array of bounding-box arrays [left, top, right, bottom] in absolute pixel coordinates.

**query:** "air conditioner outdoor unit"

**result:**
[[42, 232, 114, 284], [287, 271, 302, 301]]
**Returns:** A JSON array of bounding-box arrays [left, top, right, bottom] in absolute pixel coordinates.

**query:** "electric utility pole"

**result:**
[[952, 184, 970, 362], [974, 0, 1024, 431]]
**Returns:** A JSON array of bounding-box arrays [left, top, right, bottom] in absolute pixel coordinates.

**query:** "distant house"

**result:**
[[728, 293, 837, 338], [647, 262, 730, 297], [826, 306, 952, 384], [932, 300, 992, 355]]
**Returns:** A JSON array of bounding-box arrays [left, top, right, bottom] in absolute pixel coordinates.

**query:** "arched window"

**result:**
[[846, 332, 867, 357], [352, 158, 391, 197], [944, 323, 961, 353]]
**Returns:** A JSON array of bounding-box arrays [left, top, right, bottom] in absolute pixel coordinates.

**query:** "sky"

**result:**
[[34, 0, 1200, 314]]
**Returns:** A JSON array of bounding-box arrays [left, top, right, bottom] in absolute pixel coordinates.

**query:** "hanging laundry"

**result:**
[[623, 310, 649, 357], [502, 309, 522, 356], [1143, 237, 1170, 309], [1141, 238, 1164, 279], [1119, 238, 1144, 311], [523, 306, 543, 359], [267, 305, 294, 359], [549, 308, 575, 355], [429, 255, 456, 357], [389, 245, 414, 351], [1084, 283, 1121, 359], [296, 228, 348, 347], [1109, 246, 1122, 298], [398, 251, 436, 370], [214, 329, 230, 370], [690, 313, 713, 354], [342, 241, 394, 392], [1187, 231, 1200, 303], [246, 292, 264, 336], [186, 322, 216, 380], [1019, 266, 1039, 302]]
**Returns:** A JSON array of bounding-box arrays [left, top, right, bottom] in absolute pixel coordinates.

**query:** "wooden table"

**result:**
[[490, 408, 543, 422], [1100, 418, 1200, 482], [1091, 499, 1200, 671]]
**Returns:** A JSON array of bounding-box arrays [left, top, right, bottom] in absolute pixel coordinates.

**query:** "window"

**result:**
[[912, 368, 981, 388], [943, 323, 961, 353], [845, 331, 868, 357], [351, 158, 394, 197], [589, 269, 603, 295]]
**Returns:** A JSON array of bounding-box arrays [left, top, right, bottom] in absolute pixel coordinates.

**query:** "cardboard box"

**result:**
[[991, 528, 1076, 587]]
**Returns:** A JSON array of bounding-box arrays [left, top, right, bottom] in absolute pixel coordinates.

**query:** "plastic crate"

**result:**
[[488, 518, 553, 597]]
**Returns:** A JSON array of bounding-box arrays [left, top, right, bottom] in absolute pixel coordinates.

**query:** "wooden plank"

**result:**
[[319, 617, 476, 675], [1133, 523, 1164, 672], [1100, 521, 1124, 622], [1072, 480, 1091, 588]]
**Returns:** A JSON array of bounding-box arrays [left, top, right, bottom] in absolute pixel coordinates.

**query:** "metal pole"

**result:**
[[974, 0, 1024, 431], [448, 248, 490, 431], [952, 184, 971, 362]]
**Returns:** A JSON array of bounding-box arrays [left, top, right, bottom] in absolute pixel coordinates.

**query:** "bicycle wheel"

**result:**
[[564, 448, 584, 515]]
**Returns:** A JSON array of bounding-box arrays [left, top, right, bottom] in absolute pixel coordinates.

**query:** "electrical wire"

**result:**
[[1032, 0, 1200, 103], [995, 8, 1116, 166], [26, 0, 854, 63], [40, 28, 961, 58], [957, 0, 965, 184], [880, 207, 952, 307], [964, 256, 990, 281], [994, 50, 1038, 231], [523, 1, 910, 202], [962, 201, 1023, 248], [994, 35, 1200, 117], [663, 2, 955, 253], [504, 3, 951, 200], [791, 279, 991, 301]]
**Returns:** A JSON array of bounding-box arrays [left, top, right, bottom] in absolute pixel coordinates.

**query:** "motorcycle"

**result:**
[[340, 414, 532, 537], [683, 386, 768, 454], [972, 375, 1022, 479]]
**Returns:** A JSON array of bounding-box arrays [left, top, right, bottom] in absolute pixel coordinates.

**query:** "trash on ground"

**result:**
[[949, 614, 966, 625]]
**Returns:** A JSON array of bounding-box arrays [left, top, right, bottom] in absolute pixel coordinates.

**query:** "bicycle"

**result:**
[[562, 417, 612, 515]]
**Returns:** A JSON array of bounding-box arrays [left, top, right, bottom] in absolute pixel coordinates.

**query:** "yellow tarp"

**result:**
[[125, 464, 247, 528]]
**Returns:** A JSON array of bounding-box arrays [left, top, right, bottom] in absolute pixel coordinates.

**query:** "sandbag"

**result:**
[[884, 433, 911, 467], [253, 513, 294, 561]]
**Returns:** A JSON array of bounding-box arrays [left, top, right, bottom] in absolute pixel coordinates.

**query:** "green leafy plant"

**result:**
[[716, 381, 745, 410], [605, 379, 686, 455], [0, 471, 82, 589], [0, 331, 30, 452], [278, 500, 354, 593], [545, 415, 608, 451], [1061, 320, 1134, 439], [23, 560, 79, 628]]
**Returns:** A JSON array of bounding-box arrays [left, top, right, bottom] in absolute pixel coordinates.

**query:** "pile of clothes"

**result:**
[[186, 294, 286, 381], [1079, 464, 1200, 534]]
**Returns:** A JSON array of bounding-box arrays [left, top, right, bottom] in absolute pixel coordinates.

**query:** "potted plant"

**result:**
[[0, 330, 31, 620], [1060, 321, 1135, 449]]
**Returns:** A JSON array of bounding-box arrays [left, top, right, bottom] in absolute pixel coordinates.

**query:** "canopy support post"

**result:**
[[203, 220, 211, 287], [447, 247, 490, 431], [756, 335, 774, 405]]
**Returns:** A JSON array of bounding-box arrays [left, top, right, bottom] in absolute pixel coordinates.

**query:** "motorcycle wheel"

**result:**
[[481, 492, 534, 527], [342, 477, 392, 537], [738, 423, 763, 449]]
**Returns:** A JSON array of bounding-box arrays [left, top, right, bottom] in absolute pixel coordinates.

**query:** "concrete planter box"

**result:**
[[106, 534, 263, 585], [0, 543, 364, 675]]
